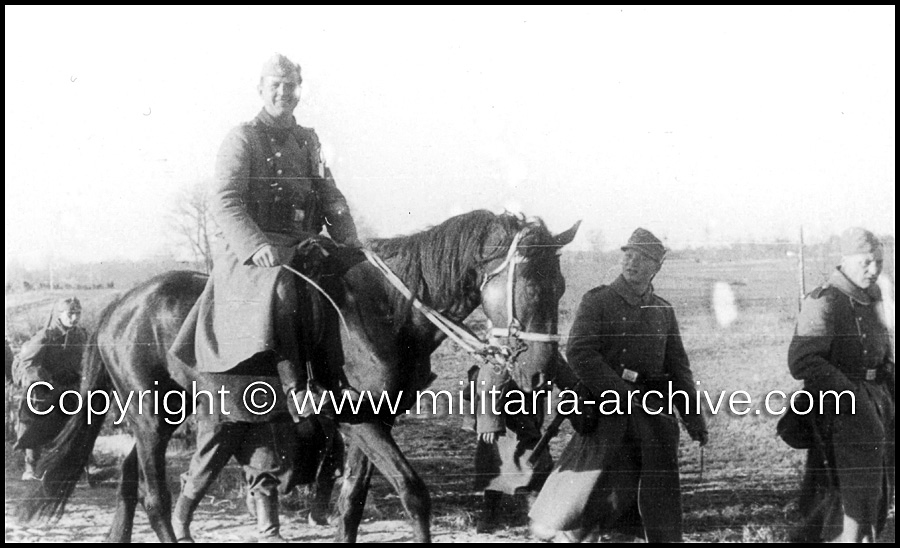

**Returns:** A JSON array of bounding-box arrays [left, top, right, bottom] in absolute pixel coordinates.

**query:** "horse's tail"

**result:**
[[18, 327, 112, 522]]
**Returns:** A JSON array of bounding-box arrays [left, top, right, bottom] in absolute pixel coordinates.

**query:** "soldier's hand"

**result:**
[[479, 432, 499, 444], [690, 428, 709, 447], [251, 245, 282, 268]]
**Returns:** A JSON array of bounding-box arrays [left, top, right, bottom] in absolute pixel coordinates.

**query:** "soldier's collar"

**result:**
[[610, 275, 655, 306], [255, 109, 296, 131], [828, 268, 880, 305]]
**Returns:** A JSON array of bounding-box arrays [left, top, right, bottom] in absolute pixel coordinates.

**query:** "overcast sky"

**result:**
[[5, 6, 895, 269]]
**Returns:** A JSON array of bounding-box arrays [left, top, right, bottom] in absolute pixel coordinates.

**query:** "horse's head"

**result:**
[[478, 217, 580, 392]]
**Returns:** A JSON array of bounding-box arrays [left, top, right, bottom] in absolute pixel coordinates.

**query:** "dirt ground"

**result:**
[[6, 424, 894, 544], [4, 421, 546, 543], [5, 260, 895, 543]]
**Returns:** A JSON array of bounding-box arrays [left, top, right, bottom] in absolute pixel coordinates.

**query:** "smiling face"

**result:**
[[258, 75, 301, 121]]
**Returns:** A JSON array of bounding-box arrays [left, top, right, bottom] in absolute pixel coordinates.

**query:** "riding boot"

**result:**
[[255, 492, 287, 542], [276, 360, 306, 423], [476, 490, 503, 534], [172, 494, 201, 543]]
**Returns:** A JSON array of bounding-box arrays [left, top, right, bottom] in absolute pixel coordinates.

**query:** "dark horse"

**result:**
[[20, 209, 579, 542]]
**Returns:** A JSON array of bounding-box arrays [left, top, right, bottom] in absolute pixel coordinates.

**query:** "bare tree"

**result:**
[[170, 180, 214, 273]]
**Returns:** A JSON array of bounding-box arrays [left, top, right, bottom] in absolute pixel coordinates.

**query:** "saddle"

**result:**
[[293, 236, 367, 281]]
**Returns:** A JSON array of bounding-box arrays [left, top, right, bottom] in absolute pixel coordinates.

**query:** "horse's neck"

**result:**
[[380, 261, 481, 354]]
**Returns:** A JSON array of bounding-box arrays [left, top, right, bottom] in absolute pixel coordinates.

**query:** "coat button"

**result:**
[[861, 334, 867, 339], [276, 169, 283, 175], [622, 316, 627, 321], [275, 152, 282, 158]]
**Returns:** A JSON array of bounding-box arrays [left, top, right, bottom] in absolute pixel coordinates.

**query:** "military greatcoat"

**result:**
[[171, 109, 357, 383], [786, 267, 894, 542], [14, 317, 88, 450], [529, 275, 707, 542]]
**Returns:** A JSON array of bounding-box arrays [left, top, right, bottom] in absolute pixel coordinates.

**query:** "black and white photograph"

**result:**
[[5, 5, 894, 543]]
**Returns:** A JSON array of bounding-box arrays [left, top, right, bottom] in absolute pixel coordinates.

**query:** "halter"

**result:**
[[361, 228, 560, 372], [479, 230, 561, 344]]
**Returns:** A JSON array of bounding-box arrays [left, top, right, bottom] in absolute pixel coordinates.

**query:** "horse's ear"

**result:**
[[552, 220, 581, 248]]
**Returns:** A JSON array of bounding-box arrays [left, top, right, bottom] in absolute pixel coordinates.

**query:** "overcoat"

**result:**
[[785, 268, 894, 542], [529, 275, 706, 541], [169, 109, 357, 421]]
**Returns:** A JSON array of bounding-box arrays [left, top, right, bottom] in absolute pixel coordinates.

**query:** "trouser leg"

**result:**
[[239, 423, 291, 541], [175, 421, 245, 541], [827, 390, 890, 541], [635, 413, 683, 543]]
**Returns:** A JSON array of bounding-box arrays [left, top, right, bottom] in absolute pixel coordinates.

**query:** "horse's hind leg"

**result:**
[[106, 445, 139, 543], [134, 423, 180, 542], [346, 422, 432, 543], [335, 442, 375, 542]]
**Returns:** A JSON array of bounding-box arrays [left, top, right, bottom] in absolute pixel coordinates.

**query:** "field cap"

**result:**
[[261, 53, 302, 83], [56, 296, 82, 313], [840, 227, 882, 256], [622, 228, 667, 263], [47, 296, 81, 327]]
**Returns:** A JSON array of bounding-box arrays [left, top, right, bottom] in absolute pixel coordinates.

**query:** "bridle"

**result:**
[[479, 230, 561, 364], [361, 228, 560, 372]]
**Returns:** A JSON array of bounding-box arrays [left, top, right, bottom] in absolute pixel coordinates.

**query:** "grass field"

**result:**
[[5, 254, 895, 542]]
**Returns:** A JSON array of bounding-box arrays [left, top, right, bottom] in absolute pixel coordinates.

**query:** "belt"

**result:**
[[844, 368, 886, 382], [617, 366, 671, 385]]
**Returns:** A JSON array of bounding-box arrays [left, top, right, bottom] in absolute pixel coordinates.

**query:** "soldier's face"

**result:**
[[258, 75, 301, 119], [841, 250, 883, 289], [621, 249, 661, 288], [59, 308, 81, 329]]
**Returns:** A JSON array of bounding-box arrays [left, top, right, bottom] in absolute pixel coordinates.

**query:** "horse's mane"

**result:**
[[368, 209, 557, 323]]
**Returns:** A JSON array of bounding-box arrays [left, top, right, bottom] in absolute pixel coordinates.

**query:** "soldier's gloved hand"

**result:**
[[688, 427, 709, 447], [251, 244, 283, 268]]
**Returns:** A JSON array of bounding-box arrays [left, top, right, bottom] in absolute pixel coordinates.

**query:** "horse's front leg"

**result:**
[[346, 421, 432, 542], [335, 441, 375, 542]]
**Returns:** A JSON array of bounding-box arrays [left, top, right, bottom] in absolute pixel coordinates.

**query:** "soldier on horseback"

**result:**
[[170, 52, 360, 542]]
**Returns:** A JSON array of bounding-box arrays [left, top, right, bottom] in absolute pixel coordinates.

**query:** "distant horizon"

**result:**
[[6, 229, 894, 275]]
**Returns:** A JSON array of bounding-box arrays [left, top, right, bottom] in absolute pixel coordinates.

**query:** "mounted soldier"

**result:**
[[170, 52, 360, 542]]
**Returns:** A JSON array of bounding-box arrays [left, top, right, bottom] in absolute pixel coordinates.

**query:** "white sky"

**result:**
[[5, 6, 895, 269]]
